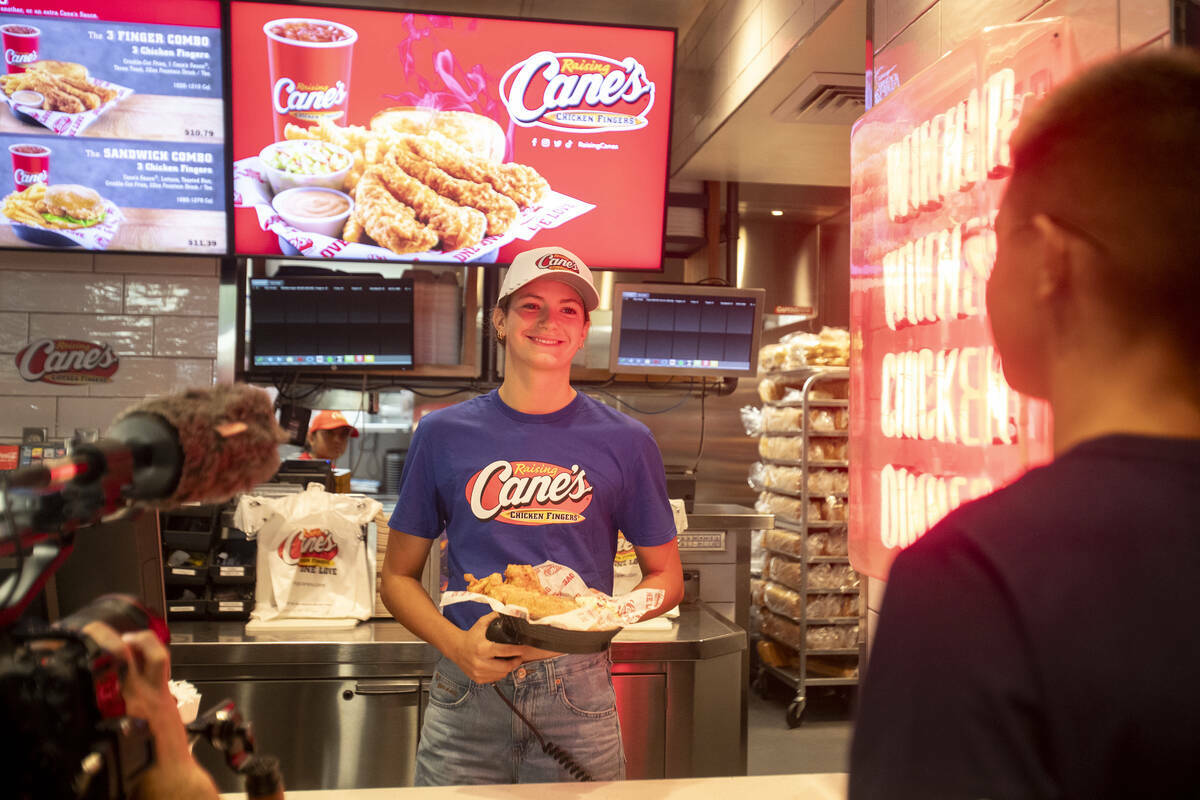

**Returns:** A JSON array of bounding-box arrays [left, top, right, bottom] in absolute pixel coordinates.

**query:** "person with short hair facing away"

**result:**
[[380, 246, 684, 785], [301, 410, 358, 462], [849, 50, 1200, 800]]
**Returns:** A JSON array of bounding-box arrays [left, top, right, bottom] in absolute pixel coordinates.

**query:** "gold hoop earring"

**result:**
[[496, 332, 506, 344]]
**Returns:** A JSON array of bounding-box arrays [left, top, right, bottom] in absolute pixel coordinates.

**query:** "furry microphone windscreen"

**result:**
[[113, 384, 287, 508]]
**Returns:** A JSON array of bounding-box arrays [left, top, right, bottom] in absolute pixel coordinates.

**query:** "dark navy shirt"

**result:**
[[850, 435, 1200, 800]]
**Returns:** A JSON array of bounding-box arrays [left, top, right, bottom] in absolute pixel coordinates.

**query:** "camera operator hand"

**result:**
[[82, 623, 220, 800]]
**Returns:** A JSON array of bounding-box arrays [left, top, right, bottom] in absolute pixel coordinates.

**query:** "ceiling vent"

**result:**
[[771, 71, 866, 125]]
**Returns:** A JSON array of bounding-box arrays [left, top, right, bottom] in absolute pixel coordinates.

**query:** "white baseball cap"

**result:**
[[497, 246, 600, 311]]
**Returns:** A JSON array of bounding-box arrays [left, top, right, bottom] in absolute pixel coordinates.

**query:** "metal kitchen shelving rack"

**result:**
[[751, 366, 863, 727]]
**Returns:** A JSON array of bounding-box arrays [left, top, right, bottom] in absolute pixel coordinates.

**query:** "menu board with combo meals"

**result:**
[[230, 1, 674, 270], [0, 0, 225, 254]]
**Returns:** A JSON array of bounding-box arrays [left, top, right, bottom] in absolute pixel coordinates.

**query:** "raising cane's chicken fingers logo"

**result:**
[[536, 253, 581, 273], [278, 527, 340, 567], [16, 338, 118, 385], [466, 460, 593, 525], [500, 51, 655, 133]]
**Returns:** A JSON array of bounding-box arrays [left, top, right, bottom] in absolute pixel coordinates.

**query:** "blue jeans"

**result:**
[[415, 651, 625, 785]]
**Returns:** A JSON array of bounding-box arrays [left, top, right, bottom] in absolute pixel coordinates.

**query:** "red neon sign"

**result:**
[[849, 20, 1076, 581]]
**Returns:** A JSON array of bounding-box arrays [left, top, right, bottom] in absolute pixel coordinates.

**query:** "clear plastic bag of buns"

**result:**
[[758, 378, 785, 403], [750, 577, 767, 608], [762, 406, 803, 432], [740, 405, 763, 436], [806, 594, 859, 618], [764, 581, 805, 619], [807, 563, 860, 590], [764, 528, 804, 558], [758, 343, 788, 373], [806, 624, 859, 649], [808, 439, 848, 462], [764, 464, 804, 492], [762, 609, 802, 649], [747, 461, 767, 491], [757, 637, 800, 668]]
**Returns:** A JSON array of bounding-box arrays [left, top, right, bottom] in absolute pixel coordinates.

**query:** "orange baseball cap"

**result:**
[[309, 410, 359, 437]]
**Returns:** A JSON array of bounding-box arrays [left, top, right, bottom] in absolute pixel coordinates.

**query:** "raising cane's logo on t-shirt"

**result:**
[[466, 459, 593, 525], [500, 51, 655, 134]]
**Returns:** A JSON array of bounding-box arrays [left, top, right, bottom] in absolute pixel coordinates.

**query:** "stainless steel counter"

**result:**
[[683, 503, 772, 530], [169, 604, 744, 677], [171, 606, 748, 790]]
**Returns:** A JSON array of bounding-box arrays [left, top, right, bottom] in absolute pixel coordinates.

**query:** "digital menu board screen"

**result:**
[[0, 0, 226, 255], [229, 1, 674, 270]]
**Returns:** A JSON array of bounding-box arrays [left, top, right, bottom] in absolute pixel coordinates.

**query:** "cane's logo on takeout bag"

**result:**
[[278, 527, 339, 567], [466, 459, 593, 525], [500, 51, 655, 133], [535, 253, 581, 274], [15, 338, 119, 385]]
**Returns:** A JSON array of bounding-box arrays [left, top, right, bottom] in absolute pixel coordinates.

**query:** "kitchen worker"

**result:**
[[300, 410, 358, 463], [380, 245, 683, 785], [849, 49, 1200, 799]]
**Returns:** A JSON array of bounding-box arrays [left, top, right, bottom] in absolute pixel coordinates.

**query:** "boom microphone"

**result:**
[[108, 383, 287, 509]]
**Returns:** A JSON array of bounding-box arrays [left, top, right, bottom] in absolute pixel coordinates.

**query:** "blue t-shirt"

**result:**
[[388, 389, 677, 630]]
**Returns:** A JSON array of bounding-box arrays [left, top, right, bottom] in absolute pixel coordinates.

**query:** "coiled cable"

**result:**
[[491, 684, 594, 781]]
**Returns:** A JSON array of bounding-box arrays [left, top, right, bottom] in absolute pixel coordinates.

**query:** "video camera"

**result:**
[[0, 385, 285, 799]]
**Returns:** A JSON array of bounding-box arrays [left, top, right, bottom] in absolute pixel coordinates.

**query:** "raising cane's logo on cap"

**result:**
[[278, 527, 339, 567], [500, 51, 655, 134], [15, 338, 119, 385], [466, 460, 593, 525], [535, 253, 581, 273]]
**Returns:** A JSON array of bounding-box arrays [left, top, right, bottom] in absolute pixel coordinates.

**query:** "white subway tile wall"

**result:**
[[0, 252, 220, 442], [0, 270, 123, 314], [0, 312, 27, 352], [29, 315, 154, 355], [125, 276, 219, 316], [154, 316, 219, 358]]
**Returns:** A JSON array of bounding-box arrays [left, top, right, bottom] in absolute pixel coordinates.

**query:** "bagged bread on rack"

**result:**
[[758, 343, 789, 373], [806, 624, 860, 649], [748, 461, 768, 491], [740, 405, 764, 436], [809, 439, 849, 462], [763, 528, 804, 558], [764, 581, 806, 619], [806, 594, 860, 618], [762, 406, 803, 432], [761, 609, 802, 649], [807, 563, 861, 590], [758, 378, 786, 403], [763, 464, 804, 492], [757, 637, 800, 668], [750, 577, 767, 608]]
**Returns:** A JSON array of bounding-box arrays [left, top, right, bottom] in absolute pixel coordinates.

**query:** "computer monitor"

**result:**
[[609, 283, 765, 378], [248, 274, 414, 370]]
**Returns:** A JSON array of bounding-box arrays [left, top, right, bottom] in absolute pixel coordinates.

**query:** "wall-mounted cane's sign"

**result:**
[[848, 19, 1077, 581], [15, 338, 119, 384]]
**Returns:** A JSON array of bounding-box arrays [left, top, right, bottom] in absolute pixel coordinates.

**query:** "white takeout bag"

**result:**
[[235, 484, 382, 623]]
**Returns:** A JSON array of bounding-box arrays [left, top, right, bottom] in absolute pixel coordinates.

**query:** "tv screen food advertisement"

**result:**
[[0, 0, 226, 254], [230, 2, 674, 269]]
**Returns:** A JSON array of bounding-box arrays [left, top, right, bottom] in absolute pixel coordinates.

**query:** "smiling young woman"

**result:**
[[380, 245, 684, 786]]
